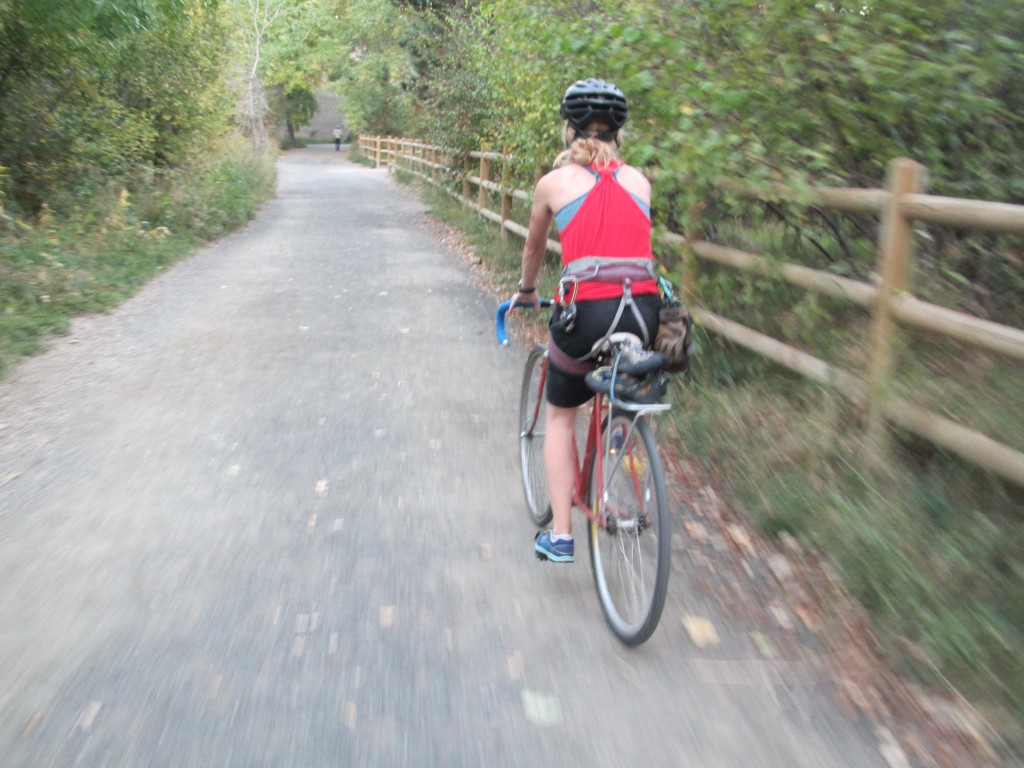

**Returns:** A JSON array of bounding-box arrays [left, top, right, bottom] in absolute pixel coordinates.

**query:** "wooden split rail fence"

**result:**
[[358, 135, 1024, 487]]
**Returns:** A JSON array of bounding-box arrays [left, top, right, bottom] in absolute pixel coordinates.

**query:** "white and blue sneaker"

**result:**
[[535, 530, 574, 563]]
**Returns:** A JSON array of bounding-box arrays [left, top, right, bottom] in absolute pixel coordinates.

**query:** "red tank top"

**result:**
[[557, 162, 658, 301]]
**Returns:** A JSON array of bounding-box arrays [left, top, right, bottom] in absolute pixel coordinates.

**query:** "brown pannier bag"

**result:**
[[654, 299, 694, 375]]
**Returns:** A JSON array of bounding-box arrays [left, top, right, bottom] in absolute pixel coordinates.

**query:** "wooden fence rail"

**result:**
[[357, 135, 1024, 487]]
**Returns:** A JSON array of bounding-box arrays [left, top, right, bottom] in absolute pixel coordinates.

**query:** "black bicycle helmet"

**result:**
[[560, 78, 628, 132]]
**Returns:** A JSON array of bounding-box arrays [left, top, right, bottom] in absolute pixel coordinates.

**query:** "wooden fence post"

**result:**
[[867, 158, 925, 440], [374, 135, 382, 168], [501, 191, 513, 241], [462, 153, 471, 207], [682, 201, 706, 303], [500, 153, 512, 242], [478, 155, 491, 211]]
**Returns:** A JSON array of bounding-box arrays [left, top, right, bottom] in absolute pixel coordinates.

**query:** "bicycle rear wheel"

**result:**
[[519, 345, 552, 527], [588, 410, 670, 646]]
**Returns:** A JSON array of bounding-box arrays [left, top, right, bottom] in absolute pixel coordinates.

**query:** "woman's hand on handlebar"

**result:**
[[496, 295, 552, 345], [510, 290, 542, 311]]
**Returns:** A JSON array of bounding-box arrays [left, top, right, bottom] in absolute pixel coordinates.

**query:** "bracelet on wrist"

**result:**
[[517, 281, 536, 294]]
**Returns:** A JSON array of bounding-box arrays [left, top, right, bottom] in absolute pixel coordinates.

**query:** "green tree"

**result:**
[[0, 0, 230, 213], [415, 6, 493, 151], [256, 0, 341, 141], [277, 86, 319, 142], [327, 0, 421, 136]]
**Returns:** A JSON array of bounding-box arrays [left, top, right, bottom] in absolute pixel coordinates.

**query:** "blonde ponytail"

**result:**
[[554, 122, 621, 168]]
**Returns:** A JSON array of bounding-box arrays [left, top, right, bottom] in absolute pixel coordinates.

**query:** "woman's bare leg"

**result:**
[[544, 403, 578, 536]]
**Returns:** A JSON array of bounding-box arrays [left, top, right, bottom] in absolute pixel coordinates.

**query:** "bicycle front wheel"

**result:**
[[519, 344, 552, 527], [588, 411, 670, 646]]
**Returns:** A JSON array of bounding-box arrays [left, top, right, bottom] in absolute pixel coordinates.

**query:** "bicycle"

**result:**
[[496, 299, 672, 646]]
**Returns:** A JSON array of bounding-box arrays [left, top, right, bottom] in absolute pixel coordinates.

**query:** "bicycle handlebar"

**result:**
[[496, 298, 552, 345]]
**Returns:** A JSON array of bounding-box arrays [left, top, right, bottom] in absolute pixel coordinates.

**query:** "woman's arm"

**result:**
[[511, 175, 556, 308]]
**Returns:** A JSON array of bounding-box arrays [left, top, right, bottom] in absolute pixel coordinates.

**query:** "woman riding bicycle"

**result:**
[[509, 78, 660, 563]]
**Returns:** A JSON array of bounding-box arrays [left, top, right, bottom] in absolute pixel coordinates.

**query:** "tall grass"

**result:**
[[0, 137, 276, 376], [677, 356, 1024, 746]]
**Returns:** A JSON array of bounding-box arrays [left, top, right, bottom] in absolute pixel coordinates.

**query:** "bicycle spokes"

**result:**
[[588, 412, 670, 646], [601, 424, 651, 530]]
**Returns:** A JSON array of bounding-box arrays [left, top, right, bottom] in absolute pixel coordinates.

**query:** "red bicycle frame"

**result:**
[[533, 352, 611, 528]]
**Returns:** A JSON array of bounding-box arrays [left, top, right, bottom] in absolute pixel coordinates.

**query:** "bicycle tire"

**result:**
[[519, 344, 552, 527], [588, 410, 670, 646]]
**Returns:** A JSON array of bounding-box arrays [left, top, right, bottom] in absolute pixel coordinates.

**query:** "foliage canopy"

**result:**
[[0, 0, 232, 213]]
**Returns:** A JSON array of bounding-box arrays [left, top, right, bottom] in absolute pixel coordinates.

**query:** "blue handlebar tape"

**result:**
[[495, 299, 551, 345]]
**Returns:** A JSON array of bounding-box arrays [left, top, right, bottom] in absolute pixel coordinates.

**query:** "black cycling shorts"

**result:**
[[545, 294, 661, 409]]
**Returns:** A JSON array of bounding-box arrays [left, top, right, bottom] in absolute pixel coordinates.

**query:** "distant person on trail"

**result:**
[[508, 78, 660, 564], [333, 126, 343, 151]]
